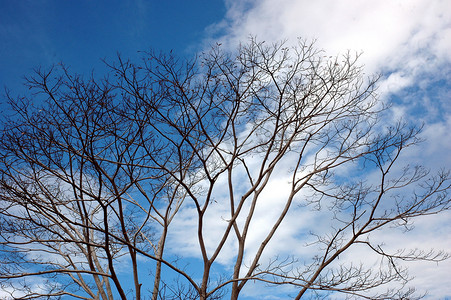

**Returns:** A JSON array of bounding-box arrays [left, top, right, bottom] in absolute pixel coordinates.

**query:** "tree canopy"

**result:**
[[0, 38, 449, 300]]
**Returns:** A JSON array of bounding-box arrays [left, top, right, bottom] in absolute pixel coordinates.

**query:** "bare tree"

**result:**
[[1, 38, 449, 300]]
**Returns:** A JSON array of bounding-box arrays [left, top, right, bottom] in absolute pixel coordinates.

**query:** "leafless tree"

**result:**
[[1, 38, 449, 300]]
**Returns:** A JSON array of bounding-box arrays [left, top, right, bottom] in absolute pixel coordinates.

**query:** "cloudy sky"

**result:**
[[1, 0, 450, 299]]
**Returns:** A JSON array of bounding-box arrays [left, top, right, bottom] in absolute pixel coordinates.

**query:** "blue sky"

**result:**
[[0, 0, 225, 93], [1, 0, 450, 299]]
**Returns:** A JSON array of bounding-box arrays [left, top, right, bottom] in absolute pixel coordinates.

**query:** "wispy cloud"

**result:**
[[185, 0, 451, 297], [210, 0, 450, 71]]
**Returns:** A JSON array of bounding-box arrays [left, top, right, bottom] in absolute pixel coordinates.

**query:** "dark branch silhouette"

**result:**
[[1, 38, 449, 299]]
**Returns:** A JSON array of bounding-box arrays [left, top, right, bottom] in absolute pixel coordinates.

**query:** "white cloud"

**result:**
[[207, 0, 451, 104], [190, 0, 451, 298]]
